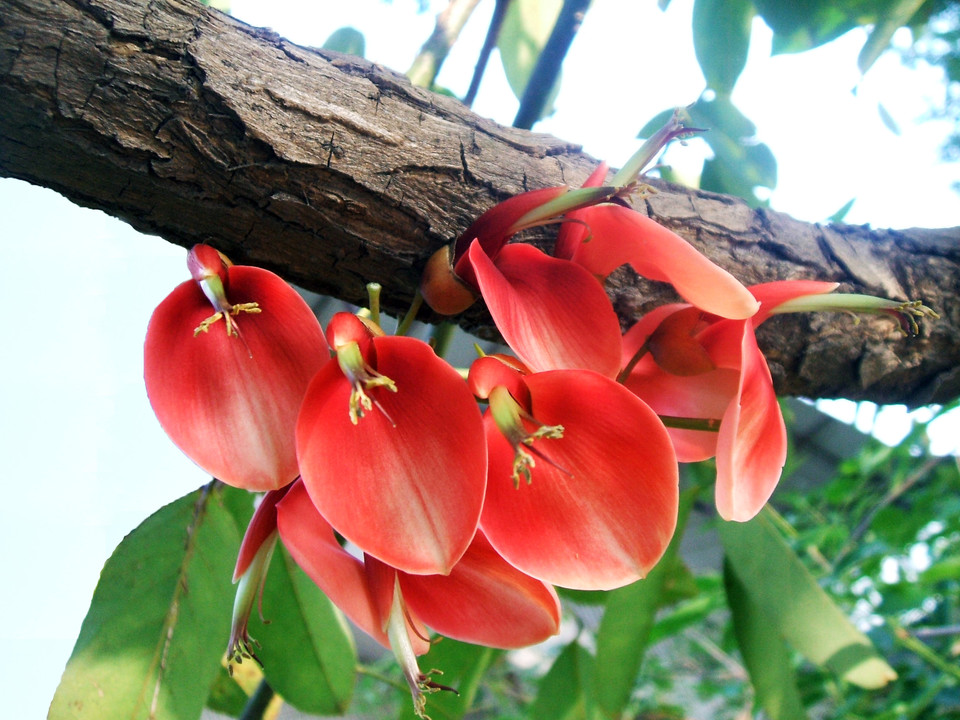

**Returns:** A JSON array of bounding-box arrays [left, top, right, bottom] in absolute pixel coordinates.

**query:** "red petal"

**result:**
[[468, 241, 622, 377], [567, 205, 759, 319], [621, 306, 732, 462], [480, 370, 679, 590], [275, 481, 391, 647], [623, 356, 737, 462], [144, 266, 327, 491], [713, 324, 787, 521], [297, 336, 486, 575], [452, 186, 570, 269], [399, 531, 561, 648], [233, 486, 291, 581]]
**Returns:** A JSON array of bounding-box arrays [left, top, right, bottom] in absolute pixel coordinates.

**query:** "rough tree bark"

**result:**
[[1, 0, 957, 405]]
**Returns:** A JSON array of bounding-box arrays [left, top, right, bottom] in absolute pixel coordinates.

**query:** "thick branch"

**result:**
[[1, 0, 957, 404]]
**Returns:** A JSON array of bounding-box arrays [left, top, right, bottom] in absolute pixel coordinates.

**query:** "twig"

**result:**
[[239, 679, 275, 720], [407, 0, 483, 88], [464, 0, 511, 106], [832, 455, 941, 567], [513, 0, 592, 129]]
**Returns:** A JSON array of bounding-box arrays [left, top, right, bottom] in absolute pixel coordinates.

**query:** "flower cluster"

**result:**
[[144, 132, 937, 716]]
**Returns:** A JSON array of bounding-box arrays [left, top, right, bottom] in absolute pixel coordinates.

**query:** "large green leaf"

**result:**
[[251, 544, 357, 715], [719, 509, 897, 689], [591, 488, 697, 716], [693, 0, 754, 94], [498, 0, 563, 116], [725, 561, 809, 720], [49, 484, 241, 720]]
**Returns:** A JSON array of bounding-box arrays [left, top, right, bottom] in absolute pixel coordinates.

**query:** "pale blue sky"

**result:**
[[1, 2, 957, 718]]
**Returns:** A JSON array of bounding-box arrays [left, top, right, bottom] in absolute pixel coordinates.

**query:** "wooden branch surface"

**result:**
[[2, 0, 958, 405]]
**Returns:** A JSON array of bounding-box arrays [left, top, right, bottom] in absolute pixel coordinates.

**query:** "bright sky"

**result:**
[[1, 2, 957, 718]]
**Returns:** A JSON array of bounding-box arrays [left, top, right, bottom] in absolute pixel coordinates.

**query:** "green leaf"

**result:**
[[725, 561, 809, 720], [251, 544, 357, 714], [877, 102, 901, 135], [201, 0, 231, 12], [591, 488, 698, 716], [396, 639, 500, 720], [49, 484, 241, 720], [530, 641, 594, 720], [858, 0, 926, 74], [498, 0, 563, 116], [688, 95, 777, 203], [828, 198, 856, 223], [718, 509, 898, 689], [752, 0, 869, 54], [323, 27, 366, 57], [205, 664, 249, 717], [693, 0, 754, 94], [648, 590, 725, 645], [920, 556, 960, 584]]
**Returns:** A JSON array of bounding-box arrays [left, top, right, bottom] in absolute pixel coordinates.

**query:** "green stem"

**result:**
[[366, 282, 382, 328], [889, 618, 960, 682], [658, 415, 721, 432], [616, 340, 649, 384], [431, 322, 457, 358], [239, 679, 275, 720], [396, 290, 424, 336]]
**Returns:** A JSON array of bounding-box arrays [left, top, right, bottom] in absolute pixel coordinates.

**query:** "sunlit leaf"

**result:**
[[725, 561, 809, 720], [591, 489, 697, 716], [251, 545, 357, 715], [858, 0, 926, 74], [323, 27, 366, 57], [498, 0, 563, 117], [828, 198, 856, 223], [877, 102, 902, 135], [49, 484, 240, 720], [693, 0, 754, 94], [719, 509, 897, 689], [201, 0, 231, 12]]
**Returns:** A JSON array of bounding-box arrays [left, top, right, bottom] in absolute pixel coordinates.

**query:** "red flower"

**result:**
[[621, 281, 838, 520], [144, 245, 327, 491], [469, 355, 679, 590], [275, 481, 561, 717], [295, 312, 487, 576]]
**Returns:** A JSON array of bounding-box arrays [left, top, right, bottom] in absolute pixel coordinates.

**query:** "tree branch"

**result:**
[[1, 0, 957, 405]]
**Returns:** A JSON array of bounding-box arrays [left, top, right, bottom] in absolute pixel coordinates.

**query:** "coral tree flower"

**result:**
[[274, 480, 561, 717], [296, 312, 487, 576], [144, 245, 327, 491], [469, 355, 679, 590], [621, 281, 840, 521], [421, 184, 625, 376]]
